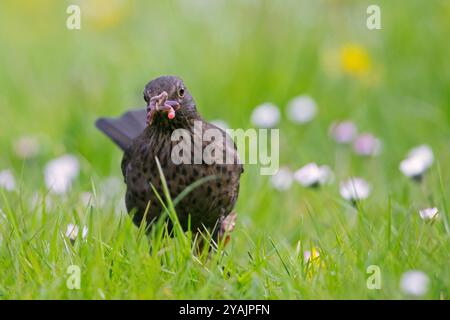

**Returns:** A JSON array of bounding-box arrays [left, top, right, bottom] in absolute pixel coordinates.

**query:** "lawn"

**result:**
[[0, 0, 449, 299]]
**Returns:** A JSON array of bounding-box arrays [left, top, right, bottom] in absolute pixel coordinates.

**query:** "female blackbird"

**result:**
[[96, 76, 242, 240]]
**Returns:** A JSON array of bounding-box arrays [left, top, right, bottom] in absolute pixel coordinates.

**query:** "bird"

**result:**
[[96, 75, 243, 243]]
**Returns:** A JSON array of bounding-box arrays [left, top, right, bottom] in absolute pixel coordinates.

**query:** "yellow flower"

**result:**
[[83, 0, 132, 30], [340, 44, 372, 77]]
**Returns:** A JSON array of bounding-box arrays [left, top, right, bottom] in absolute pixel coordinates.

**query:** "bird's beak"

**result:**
[[146, 91, 181, 125]]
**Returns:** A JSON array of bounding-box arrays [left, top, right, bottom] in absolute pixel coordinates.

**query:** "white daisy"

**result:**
[[13, 135, 40, 159], [408, 145, 434, 168], [270, 167, 293, 191], [400, 270, 429, 297], [80, 192, 94, 207], [419, 207, 439, 221], [329, 121, 357, 144], [339, 177, 371, 201], [251, 103, 280, 128], [44, 155, 80, 194], [0, 170, 16, 191], [65, 223, 88, 241], [353, 133, 382, 156], [294, 163, 333, 187], [303, 248, 320, 262], [286, 95, 317, 124], [399, 145, 434, 179]]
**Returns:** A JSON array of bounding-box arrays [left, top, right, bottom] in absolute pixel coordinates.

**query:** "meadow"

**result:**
[[0, 0, 449, 299]]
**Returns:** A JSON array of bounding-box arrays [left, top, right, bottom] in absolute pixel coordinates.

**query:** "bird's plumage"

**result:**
[[96, 76, 243, 235]]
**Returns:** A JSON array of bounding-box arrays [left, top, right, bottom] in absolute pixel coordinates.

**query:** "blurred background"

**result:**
[[1, 0, 449, 178], [0, 0, 449, 299], [1, 0, 449, 176]]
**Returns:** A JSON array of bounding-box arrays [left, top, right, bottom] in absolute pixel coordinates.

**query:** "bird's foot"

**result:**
[[219, 211, 237, 247]]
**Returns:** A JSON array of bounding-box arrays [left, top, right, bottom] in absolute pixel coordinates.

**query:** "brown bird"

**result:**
[[96, 76, 242, 242]]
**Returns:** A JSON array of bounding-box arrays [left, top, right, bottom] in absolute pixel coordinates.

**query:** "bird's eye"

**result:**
[[178, 87, 185, 98]]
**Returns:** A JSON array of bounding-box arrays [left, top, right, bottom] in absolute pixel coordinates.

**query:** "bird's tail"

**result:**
[[95, 108, 147, 151]]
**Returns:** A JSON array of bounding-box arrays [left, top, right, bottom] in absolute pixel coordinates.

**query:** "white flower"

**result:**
[[44, 155, 80, 194], [251, 103, 280, 128], [400, 270, 429, 297], [339, 177, 371, 201], [286, 95, 317, 124], [0, 170, 16, 191], [210, 119, 230, 130], [419, 207, 439, 221], [294, 163, 333, 187], [303, 247, 320, 262], [329, 121, 357, 144], [353, 133, 382, 156], [65, 223, 88, 241], [80, 192, 94, 207], [408, 145, 434, 168], [13, 135, 40, 159], [400, 145, 434, 179], [270, 167, 293, 191]]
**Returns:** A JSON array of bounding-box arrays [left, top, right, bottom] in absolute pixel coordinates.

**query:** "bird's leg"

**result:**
[[218, 211, 237, 247]]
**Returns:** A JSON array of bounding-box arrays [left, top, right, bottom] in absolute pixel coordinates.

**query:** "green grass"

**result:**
[[0, 0, 449, 299]]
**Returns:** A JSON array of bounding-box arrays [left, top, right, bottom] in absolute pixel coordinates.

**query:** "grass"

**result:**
[[0, 0, 449, 299]]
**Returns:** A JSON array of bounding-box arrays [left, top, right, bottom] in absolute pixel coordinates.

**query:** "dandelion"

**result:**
[[0, 170, 16, 191], [210, 119, 230, 130], [44, 155, 80, 194], [399, 145, 434, 180], [329, 121, 357, 144], [65, 223, 88, 242], [286, 95, 317, 124], [419, 207, 439, 221], [13, 135, 40, 159], [294, 163, 333, 187], [400, 270, 429, 297], [84, 0, 131, 29], [353, 133, 382, 156], [340, 44, 371, 77], [251, 103, 280, 128], [340, 177, 371, 201], [270, 167, 293, 191]]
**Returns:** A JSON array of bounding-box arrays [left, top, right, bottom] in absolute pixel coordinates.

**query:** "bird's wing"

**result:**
[[95, 108, 147, 151]]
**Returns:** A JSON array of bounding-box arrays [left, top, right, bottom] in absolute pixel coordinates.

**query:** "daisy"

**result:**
[[329, 121, 357, 144], [399, 145, 434, 180], [65, 223, 88, 241], [13, 135, 40, 159], [418, 207, 438, 221], [400, 270, 429, 297], [251, 103, 280, 128], [286, 95, 317, 124], [0, 170, 16, 191], [294, 163, 333, 187], [303, 248, 320, 262], [44, 155, 80, 194], [353, 133, 382, 156], [339, 177, 371, 201], [270, 167, 293, 191], [80, 192, 94, 208]]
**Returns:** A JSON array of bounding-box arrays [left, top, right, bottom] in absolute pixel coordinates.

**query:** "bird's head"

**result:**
[[143, 76, 197, 126]]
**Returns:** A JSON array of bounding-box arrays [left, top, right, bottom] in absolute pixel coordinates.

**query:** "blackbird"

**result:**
[[96, 76, 243, 241]]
